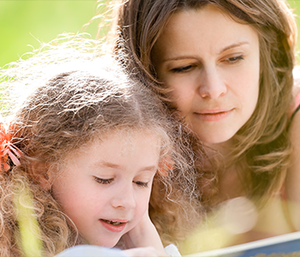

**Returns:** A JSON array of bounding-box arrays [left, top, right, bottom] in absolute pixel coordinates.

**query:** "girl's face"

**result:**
[[152, 5, 260, 147], [50, 130, 160, 247]]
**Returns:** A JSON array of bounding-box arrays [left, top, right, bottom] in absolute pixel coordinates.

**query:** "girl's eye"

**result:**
[[224, 55, 244, 64], [171, 65, 194, 73], [94, 176, 113, 184], [134, 181, 149, 188]]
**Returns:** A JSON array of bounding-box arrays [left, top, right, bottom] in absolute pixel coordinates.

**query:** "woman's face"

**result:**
[[152, 5, 260, 147]]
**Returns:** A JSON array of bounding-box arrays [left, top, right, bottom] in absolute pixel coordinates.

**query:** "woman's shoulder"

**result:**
[[289, 67, 300, 126], [285, 72, 300, 230], [293, 66, 300, 104], [289, 68, 300, 170]]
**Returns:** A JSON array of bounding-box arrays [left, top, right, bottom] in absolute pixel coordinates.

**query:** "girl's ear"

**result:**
[[31, 162, 53, 191], [38, 172, 52, 191]]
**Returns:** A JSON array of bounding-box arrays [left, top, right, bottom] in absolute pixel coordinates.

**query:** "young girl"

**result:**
[[0, 46, 199, 256], [113, 0, 300, 252]]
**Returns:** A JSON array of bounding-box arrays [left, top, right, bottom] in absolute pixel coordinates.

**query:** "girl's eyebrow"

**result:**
[[140, 166, 158, 172], [93, 161, 120, 169], [219, 41, 249, 54], [94, 161, 157, 172]]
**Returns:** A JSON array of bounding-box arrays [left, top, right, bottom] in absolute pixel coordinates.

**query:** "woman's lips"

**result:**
[[194, 108, 234, 122], [100, 219, 128, 233]]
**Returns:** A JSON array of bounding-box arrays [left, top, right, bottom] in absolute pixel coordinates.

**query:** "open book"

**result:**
[[185, 231, 300, 257]]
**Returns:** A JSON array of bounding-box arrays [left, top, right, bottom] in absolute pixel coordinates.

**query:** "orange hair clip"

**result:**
[[0, 122, 22, 172], [158, 155, 175, 177]]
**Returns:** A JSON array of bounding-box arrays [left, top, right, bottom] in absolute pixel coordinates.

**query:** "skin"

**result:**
[[151, 5, 297, 248], [152, 4, 260, 199], [286, 86, 300, 231], [49, 130, 166, 256], [152, 5, 260, 152]]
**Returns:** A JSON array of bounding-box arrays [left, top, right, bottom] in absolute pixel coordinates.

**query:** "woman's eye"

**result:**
[[171, 65, 194, 73], [94, 177, 113, 184], [224, 55, 244, 63], [134, 181, 149, 188]]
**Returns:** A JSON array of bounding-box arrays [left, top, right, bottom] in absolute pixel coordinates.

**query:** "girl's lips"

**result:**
[[195, 108, 234, 122], [100, 219, 128, 233]]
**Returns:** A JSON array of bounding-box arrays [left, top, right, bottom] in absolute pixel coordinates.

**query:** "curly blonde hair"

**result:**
[[0, 39, 201, 256], [114, 0, 297, 205]]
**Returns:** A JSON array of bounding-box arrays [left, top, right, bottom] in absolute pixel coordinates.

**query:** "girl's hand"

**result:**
[[121, 210, 167, 256]]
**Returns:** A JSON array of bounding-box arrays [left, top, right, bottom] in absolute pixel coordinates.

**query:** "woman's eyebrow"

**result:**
[[162, 42, 250, 62], [219, 41, 249, 54], [163, 56, 197, 62]]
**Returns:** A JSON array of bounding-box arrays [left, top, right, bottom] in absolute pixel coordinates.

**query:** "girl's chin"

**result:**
[[79, 237, 120, 249]]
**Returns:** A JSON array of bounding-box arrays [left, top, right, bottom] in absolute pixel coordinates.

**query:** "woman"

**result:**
[[113, 0, 300, 253]]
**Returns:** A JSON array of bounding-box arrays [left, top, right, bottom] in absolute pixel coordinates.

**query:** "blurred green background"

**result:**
[[0, 0, 104, 67], [0, 0, 300, 67]]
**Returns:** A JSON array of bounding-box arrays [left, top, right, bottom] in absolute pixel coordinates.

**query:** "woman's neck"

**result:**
[[204, 139, 233, 162], [203, 140, 247, 202]]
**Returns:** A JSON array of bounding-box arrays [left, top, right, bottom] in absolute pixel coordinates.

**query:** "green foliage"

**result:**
[[0, 0, 103, 67], [288, 0, 300, 61]]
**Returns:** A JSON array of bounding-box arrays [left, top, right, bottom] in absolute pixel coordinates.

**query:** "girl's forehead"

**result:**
[[58, 129, 164, 174], [70, 128, 163, 156]]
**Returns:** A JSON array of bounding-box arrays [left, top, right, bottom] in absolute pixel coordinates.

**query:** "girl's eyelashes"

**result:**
[[94, 176, 113, 184], [93, 176, 149, 188], [133, 181, 149, 188]]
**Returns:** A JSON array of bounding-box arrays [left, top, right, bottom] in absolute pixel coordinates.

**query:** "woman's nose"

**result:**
[[198, 67, 227, 99]]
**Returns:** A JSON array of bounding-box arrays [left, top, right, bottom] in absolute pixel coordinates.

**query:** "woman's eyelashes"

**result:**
[[171, 64, 195, 73], [93, 176, 149, 188], [170, 54, 244, 73], [223, 55, 244, 64]]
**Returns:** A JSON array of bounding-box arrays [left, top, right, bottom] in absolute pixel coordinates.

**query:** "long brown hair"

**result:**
[[114, 0, 297, 203]]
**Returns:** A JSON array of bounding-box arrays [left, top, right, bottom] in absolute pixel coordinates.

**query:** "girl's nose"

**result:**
[[198, 68, 227, 99], [111, 184, 136, 210]]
